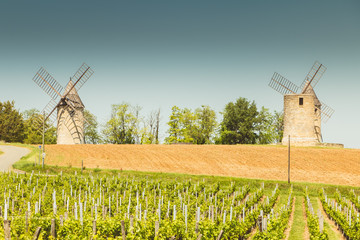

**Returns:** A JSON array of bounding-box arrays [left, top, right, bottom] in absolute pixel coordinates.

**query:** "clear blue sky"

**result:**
[[0, 1, 359, 148]]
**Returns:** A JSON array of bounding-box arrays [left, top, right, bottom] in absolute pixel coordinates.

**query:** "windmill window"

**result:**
[[299, 97, 303, 106]]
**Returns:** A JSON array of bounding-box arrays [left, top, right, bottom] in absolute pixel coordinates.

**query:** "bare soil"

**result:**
[[302, 198, 310, 240], [45, 144, 360, 186], [284, 197, 296, 240]]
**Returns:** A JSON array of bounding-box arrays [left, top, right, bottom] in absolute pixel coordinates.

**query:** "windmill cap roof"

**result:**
[[302, 81, 321, 107], [63, 80, 84, 108]]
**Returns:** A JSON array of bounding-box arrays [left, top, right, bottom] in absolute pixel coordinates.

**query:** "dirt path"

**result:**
[[284, 197, 296, 240], [302, 198, 310, 240], [317, 198, 346, 240], [0, 145, 30, 171]]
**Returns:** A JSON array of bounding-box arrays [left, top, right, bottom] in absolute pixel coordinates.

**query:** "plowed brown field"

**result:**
[[45, 144, 360, 186]]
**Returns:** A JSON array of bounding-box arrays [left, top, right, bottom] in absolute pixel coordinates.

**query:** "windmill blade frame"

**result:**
[[269, 72, 299, 95], [300, 61, 327, 93], [317, 101, 335, 123], [33, 67, 64, 100], [62, 63, 94, 99], [32, 99, 58, 133]]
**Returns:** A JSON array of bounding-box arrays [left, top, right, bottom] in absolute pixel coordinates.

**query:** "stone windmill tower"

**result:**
[[32, 63, 94, 144], [57, 80, 85, 144], [269, 61, 334, 146]]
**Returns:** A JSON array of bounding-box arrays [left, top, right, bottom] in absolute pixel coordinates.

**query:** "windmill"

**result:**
[[32, 63, 94, 144], [269, 61, 334, 146]]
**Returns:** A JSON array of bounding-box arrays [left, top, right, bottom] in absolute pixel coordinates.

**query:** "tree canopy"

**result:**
[[84, 109, 101, 144], [216, 97, 282, 145], [0, 101, 25, 142], [102, 103, 141, 144], [22, 109, 57, 144], [165, 105, 217, 144]]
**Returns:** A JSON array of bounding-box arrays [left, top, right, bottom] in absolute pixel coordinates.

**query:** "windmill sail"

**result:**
[[269, 72, 299, 95], [33, 67, 64, 100], [300, 61, 327, 93]]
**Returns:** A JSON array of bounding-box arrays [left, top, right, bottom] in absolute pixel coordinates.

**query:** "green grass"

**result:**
[[310, 196, 341, 240], [0, 150, 3, 155], [6, 143, 40, 170], [288, 196, 306, 240]]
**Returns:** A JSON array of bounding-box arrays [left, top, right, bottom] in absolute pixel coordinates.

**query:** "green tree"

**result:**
[[195, 105, 217, 144], [217, 97, 259, 144], [102, 103, 141, 144], [22, 109, 57, 144], [165, 105, 217, 144], [273, 111, 284, 143], [256, 107, 276, 144], [84, 109, 101, 144], [0, 101, 25, 142], [180, 108, 197, 143], [164, 106, 182, 144]]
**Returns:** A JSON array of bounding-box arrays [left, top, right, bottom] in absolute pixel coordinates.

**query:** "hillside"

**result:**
[[45, 144, 360, 186]]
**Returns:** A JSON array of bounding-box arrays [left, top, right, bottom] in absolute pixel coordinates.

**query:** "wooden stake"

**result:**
[[4, 220, 11, 240], [216, 230, 224, 240], [25, 211, 29, 232], [130, 215, 134, 234], [92, 220, 96, 236], [155, 220, 160, 236], [288, 135, 290, 184], [51, 219, 56, 238], [32, 227, 42, 240], [258, 215, 263, 232], [121, 220, 126, 240]]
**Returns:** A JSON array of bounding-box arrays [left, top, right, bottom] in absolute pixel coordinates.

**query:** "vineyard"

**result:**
[[0, 168, 360, 239]]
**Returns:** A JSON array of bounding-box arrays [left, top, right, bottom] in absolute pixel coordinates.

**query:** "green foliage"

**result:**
[[165, 106, 182, 144], [304, 189, 329, 239], [22, 109, 57, 144], [165, 105, 217, 144], [195, 105, 218, 144], [217, 98, 283, 145], [256, 108, 284, 144], [253, 187, 293, 239], [84, 109, 101, 144], [0, 100, 25, 142], [321, 189, 360, 239], [102, 103, 141, 144], [273, 111, 284, 143], [217, 97, 260, 144]]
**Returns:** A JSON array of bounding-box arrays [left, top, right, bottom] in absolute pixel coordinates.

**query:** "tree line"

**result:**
[[0, 97, 283, 145]]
